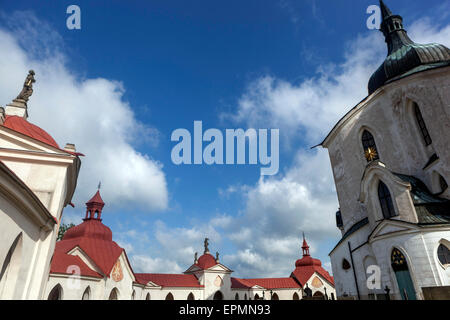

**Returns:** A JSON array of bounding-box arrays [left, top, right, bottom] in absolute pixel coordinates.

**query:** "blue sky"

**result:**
[[0, 0, 449, 277]]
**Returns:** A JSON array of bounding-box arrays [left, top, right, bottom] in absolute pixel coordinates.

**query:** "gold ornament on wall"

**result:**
[[364, 147, 378, 162]]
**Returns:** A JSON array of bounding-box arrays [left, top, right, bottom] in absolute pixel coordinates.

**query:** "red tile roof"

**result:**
[[241, 277, 301, 289], [291, 266, 334, 286], [3, 115, 59, 149], [231, 277, 256, 289], [50, 252, 102, 278], [135, 273, 203, 288], [86, 190, 104, 205], [54, 219, 124, 277], [195, 253, 217, 269]]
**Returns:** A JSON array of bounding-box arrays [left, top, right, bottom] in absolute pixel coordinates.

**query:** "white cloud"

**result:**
[[0, 12, 168, 211], [131, 255, 183, 274], [217, 14, 450, 278], [118, 16, 450, 278]]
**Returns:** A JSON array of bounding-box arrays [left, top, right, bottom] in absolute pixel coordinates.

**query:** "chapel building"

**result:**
[[320, 0, 450, 300]]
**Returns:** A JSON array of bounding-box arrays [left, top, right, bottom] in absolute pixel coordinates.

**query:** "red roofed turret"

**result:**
[[302, 233, 310, 257], [291, 234, 335, 286], [85, 188, 105, 220]]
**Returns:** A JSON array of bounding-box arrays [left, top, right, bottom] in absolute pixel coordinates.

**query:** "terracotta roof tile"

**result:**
[[50, 251, 102, 278], [135, 273, 203, 288]]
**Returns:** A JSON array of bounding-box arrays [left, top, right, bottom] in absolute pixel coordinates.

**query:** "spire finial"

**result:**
[[98, 181, 101, 190], [379, 0, 393, 20]]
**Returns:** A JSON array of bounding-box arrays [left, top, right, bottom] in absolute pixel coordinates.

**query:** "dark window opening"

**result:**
[[414, 103, 432, 146], [342, 259, 351, 270], [439, 175, 448, 193], [378, 181, 396, 219], [362, 130, 379, 162], [336, 210, 343, 228], [438, 244, 450, 265]]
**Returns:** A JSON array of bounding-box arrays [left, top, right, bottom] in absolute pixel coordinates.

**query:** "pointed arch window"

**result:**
[[414, 103, 432, 146], [437, 244, 450, 266], [378, 181, 396, 219], [82, 287, 90, 300], [362, 130, 379, 162]]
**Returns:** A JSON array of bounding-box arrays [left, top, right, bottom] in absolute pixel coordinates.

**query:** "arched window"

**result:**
[[244, 293, 248, 300], [336, 210, 343, 229], [165, 292, 174, 300], [293, 292, 300, 300], [48, 284, 63, 300], [82, 287, 90, 300], [187, 293, 195, 300], [342, 258, 351, 270], [437, 244, 450, 266], [213, 291, 223, 300], [439, 175, 448, 193], [362, 130, 379, 162], [271, 293, 279, 300], [414, 103, 432, 146], [108, 288, 119, 300], [254, 293, 260, 300], [378, 181, 396, 219], [0, 233, 22, 299], [313, 291, 324, 299], [131, 290, 136, 300], [235, 293, 239, 300], [145, 293, 151, 300]]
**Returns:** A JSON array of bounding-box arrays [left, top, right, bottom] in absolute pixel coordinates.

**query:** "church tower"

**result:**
[[320, 1, 450, 300]]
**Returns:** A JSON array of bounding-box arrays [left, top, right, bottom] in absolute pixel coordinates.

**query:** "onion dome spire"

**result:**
[[84, 186, 105, 221], [368, 0, 450, 94], [302, 233, 310, 257]]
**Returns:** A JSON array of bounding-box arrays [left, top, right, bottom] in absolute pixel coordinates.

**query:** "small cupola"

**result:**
[[84, 188, 105, 221], [368, 0, 450, 94], [301, 233, 310, 257]]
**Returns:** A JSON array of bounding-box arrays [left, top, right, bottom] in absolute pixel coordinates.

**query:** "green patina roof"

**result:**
[[394, 173, 450, 224], [368, 1, 450, 94]]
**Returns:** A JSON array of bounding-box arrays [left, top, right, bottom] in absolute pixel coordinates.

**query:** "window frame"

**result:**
[[361, 130, 380, 162], [378, 181, 397, 219], [437, 244, 450, 267], [414, 103, 432, 146]]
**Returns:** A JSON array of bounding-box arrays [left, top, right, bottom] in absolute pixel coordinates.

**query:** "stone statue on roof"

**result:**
[[16, 70, 36, 102], [194, 252, 198, 263], [204, 238, 209, 254], [216, 251, 220, 262]]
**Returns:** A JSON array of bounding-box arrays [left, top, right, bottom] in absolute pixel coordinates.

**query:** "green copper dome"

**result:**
[[368, 0, 450, 94]]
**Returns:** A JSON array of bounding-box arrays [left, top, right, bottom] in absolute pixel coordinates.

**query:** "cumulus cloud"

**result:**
[[216, 13, 450, 278], [115, 12, 450, 278], [0, 11, 168, 210]]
